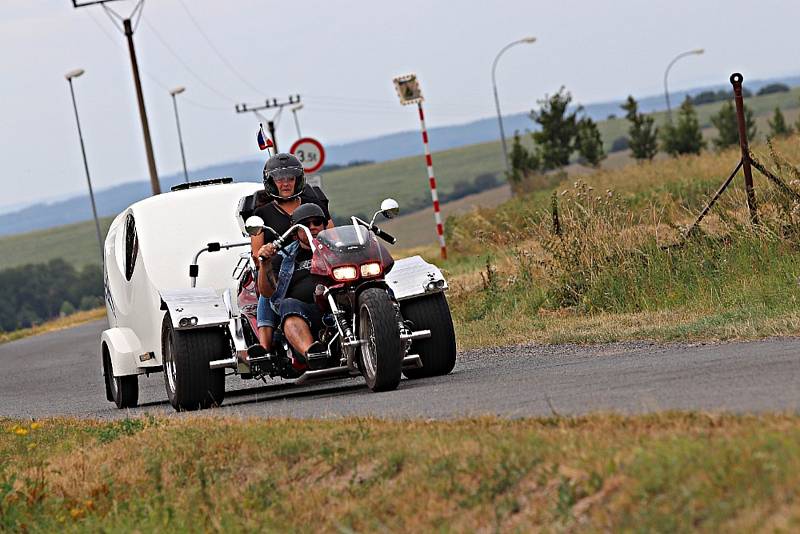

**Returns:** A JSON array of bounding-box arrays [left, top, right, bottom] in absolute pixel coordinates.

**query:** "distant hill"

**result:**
[[2, 73, 799, 237]]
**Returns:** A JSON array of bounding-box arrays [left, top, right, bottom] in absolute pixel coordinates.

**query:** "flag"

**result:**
[[257, 124, 273, 151]]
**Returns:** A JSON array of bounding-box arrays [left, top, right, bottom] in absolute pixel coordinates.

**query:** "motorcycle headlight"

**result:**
[[332, 266, 358, 281], [360, 262, 382, 277]]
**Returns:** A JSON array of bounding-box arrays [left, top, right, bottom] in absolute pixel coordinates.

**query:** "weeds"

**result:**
[[444, 136, 800, 347]]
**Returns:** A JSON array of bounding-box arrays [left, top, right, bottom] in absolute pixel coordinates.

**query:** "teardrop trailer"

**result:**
[[101, 178, 456, 411]]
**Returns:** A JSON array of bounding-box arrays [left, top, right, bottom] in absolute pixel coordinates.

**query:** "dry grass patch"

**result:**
[[3, 414, 800, 531]]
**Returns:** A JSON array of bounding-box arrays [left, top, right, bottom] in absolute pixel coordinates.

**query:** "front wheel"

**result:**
[[358, 288, 402, 392], [161, 315, 227, 411]]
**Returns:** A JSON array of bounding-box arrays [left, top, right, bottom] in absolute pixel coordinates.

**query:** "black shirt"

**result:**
[[253, 185, 331, 238], [271, 246, 316, 303]]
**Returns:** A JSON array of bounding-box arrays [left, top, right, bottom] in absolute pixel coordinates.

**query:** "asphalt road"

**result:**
[[1, 320, 798, 419]]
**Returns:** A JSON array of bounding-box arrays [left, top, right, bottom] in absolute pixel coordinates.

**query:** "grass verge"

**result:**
[[0, 308, 105, 346], [2, 414, 800, 532]]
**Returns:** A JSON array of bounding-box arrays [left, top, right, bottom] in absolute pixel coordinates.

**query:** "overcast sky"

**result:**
[[2, 0, 799, 210]]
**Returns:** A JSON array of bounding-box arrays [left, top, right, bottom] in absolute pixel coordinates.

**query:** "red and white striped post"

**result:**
[[416, 101, 447, 259], [393, 73, 447, 260]]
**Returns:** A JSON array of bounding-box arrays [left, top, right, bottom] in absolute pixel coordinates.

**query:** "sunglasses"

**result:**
[[303, 217, 326, 227]]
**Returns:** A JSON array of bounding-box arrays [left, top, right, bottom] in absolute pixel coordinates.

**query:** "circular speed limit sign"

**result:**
[[289, 137, 326, 174]]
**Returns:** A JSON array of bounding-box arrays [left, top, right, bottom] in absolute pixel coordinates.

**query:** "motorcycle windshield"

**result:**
[[316, 226, 370, 251]]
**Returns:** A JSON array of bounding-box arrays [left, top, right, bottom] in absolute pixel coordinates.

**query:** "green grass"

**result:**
[[3, 414, 800, 531], [0, 217, 114, 271]]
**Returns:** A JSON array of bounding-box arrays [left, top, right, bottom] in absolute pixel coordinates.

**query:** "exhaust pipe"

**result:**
[[400, 329, 431, 342], [402, 354, 422, 369], [209, 356, 237, 370], [295, 365, 355, 385]]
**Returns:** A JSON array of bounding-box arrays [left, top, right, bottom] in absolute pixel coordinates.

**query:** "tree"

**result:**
[[507, 131, 540, 184], [757, 83, 790, 96], [710, 100, 757, 150], [768, 107, 792, 137], [661, 97, 705, 156], [575, 116, 605, 167], [531, 87, 579, 170], [621, 95, 658, 161]]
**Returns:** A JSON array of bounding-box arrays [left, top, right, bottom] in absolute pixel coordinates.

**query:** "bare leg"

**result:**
[[283, 316, 314, 355], [258, 326, 273, 351]]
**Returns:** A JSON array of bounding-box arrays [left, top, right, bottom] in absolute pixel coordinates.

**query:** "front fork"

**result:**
[[325, 287, 429, 372]]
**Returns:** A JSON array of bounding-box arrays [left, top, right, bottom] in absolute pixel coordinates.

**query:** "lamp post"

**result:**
[[291, 103, 304, 138], [664, 48, 704, 123], [169, 86, 189, 183], [492, 36, 536, 174], [65, 68, 104, 266]]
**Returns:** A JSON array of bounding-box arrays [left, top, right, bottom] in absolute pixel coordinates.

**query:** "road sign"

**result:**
[[289, 137, 325, 174], [393, 73, 424, 105]]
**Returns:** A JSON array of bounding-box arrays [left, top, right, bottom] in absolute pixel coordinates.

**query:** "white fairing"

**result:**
[[103, 182, 261, 375]]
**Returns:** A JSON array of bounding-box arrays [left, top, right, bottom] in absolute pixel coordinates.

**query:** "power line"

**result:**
[[177, 0, 266, 97], [84, 9, 229, 111], [141, 15, 237, 103]]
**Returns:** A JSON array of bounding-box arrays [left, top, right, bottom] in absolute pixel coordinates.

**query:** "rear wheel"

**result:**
[[358, 288, 402, 392], [401, 292, 457, 379], [161, 315, 227, 411], [103, 346, 139, 409]]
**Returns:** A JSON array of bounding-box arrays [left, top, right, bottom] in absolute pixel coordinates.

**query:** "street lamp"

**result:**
[[291, 103, 304, 138], [169, 86, 189, 183], [65, 68, 104, 266], [492, 36, 537, 175], [664, 48, 704, 123]]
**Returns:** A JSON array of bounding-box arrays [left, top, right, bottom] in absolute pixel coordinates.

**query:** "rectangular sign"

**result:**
[[393, 73, 424, 105]]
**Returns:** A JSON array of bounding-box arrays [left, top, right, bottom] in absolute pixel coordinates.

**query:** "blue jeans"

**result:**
[[278, 298, 322, 336], [256, 295, 277, 328]]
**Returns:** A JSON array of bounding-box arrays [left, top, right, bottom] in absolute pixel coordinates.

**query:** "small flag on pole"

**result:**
[[257, 123, 273, 151]]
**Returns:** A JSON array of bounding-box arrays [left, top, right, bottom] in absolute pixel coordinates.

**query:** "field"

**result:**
[[2, 87, 799, 271], [2, 414, 800, 531]]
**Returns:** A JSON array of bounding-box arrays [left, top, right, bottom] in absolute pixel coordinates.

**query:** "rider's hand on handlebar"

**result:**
[[257, 243, 278, 262]]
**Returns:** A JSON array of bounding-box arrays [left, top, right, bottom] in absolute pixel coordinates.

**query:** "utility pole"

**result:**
[[235, 95, 301, 153], [72, 0, 161, 195]]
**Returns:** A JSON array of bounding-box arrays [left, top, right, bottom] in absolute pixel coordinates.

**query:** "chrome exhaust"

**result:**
[[294, 365, 356, 385], [209, 356, 237, 370], [400, 329, 431, 342], [402, 354, 422, 369]]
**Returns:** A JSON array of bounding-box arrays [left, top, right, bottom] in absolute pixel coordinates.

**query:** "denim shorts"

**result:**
[[278, 298, 322, 335], [256, 295, 277, 328]]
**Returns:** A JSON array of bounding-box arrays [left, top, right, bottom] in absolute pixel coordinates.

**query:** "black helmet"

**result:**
[[291, 203, 325, 225], [263, 153, 305, 199]]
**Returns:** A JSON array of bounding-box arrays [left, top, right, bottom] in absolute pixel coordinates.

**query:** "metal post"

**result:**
[[123, 18, 160, 195], [730, 72, 758, 224], [267, 120, 278, 152], [170, 88, 189, 183], [491, 37, 536, 175], [67, 75, 104, 265], [663, 48, 704, 124], [417, 102, 447, 260]]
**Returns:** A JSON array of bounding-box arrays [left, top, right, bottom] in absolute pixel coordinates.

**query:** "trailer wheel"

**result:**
[[358, 288, 402, 392], [161, 315, 226, 411], [401, 292, 457, 379], [103, 344, 139, 409]]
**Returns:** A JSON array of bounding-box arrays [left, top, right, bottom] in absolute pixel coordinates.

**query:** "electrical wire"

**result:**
[[177, 0, 266, 97], [84, 9, 230, 111], [141, 16, 238, 103]]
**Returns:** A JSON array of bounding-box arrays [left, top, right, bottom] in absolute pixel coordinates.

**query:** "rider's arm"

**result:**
[[250, 231, 265, 262], [257, 252, 280, 297]]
